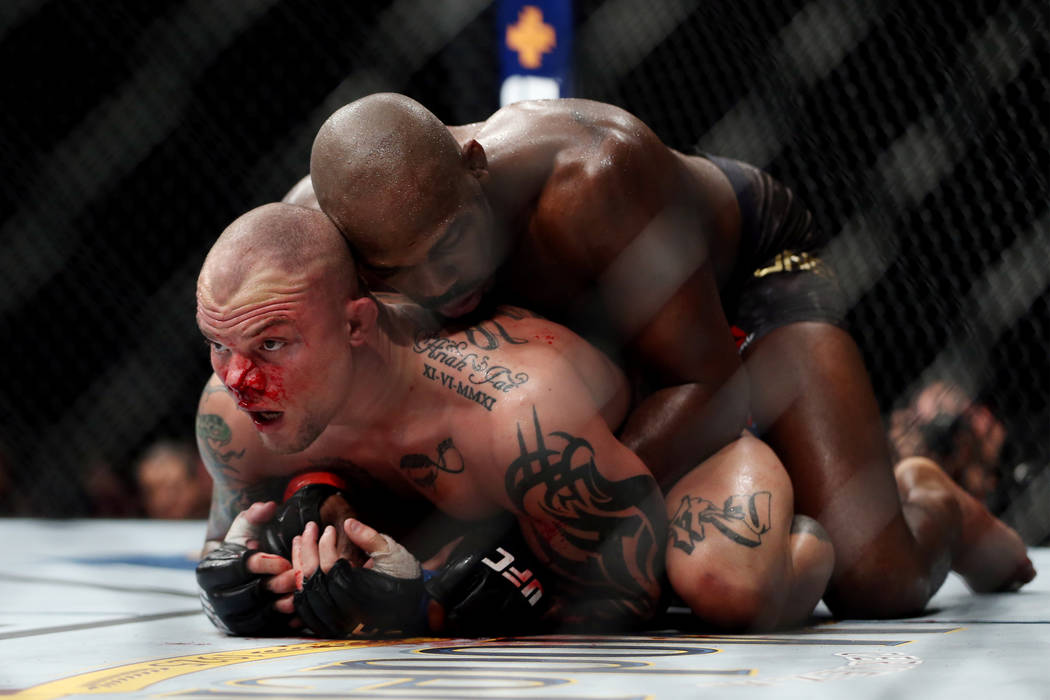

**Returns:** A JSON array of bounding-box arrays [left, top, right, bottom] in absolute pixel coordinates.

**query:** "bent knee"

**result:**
[[670, 567, 783, 631]]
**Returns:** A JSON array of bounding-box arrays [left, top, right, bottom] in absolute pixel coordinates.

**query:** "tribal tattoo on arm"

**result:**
[[505, 407, 667, 625]]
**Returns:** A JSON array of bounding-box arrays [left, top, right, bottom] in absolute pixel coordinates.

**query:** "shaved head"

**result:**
[[197, 203, 372, 455], [198, 202, 358, 309], [310, 93, 466, 256]]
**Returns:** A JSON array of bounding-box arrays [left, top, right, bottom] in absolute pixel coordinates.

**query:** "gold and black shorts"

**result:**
[[706, 155, 848, 351]]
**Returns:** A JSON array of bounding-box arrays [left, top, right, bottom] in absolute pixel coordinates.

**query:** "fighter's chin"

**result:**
[[258, 433, 306, 455], [253, 414, 324, 455], [435, 283, 488, 318]]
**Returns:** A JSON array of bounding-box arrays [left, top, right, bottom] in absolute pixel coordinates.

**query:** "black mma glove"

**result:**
[[262, 472, 347, 559], [294, 532, 427, 637], [196, 514, 292, 636], [425, 526, 552, 637]]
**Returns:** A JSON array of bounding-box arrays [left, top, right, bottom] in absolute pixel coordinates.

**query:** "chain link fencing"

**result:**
[[0, 0, 1045, 542]]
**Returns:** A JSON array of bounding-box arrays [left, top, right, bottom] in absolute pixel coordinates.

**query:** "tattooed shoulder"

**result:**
[[196, 412, 246, 478], [505, 405, 665, 620]]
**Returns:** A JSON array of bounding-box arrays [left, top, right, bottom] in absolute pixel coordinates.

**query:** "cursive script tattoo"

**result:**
[[669, 492, 772, 554], [411, 309, 534, 412], [506, 407, 665, 621], [400, 438, 465, 488]]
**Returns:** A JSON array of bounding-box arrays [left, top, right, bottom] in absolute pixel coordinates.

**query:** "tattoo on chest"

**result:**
[[669, 492, 772, 554], [196, 413, 245, 475], [413, 321, 530, 412], [461, 315, 528, 350], [505, 406, 664, 614], [399, 437, 465, 488]]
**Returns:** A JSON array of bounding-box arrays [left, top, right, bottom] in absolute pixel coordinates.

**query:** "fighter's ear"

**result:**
[[462, 139, 488, 180], [346, 296, 378, 347]]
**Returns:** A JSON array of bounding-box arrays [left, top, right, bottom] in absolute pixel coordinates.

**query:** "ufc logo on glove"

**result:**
[[483, 547, 544, 606]]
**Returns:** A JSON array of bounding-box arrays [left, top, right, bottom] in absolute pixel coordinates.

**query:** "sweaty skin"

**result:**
[[196, 203, 667, 630], [307, 94, 1034, 617], [310, 96, 746, 487]]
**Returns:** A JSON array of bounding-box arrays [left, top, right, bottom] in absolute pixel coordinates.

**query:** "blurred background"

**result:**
[[0, 1, 1046, 541]]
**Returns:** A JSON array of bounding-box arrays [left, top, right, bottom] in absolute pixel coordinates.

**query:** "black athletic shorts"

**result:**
[[705, 155, 848, 351]]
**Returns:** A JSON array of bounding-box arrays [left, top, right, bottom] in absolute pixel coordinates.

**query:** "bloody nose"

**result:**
[[227, 357, 265, 400]]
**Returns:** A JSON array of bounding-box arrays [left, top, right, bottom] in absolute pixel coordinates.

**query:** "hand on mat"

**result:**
[[261, 476, 362, 564], [196, 501, 300, 634], [291, 519, 426, 637], [229, 502, 300, 615]]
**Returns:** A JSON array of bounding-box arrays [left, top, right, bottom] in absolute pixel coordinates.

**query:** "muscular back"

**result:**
[[454, 100, 751, 483], [459, 100, 741, 322]]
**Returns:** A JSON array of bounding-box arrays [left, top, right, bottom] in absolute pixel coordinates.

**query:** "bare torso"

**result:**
[[447, 101, 749, 482], [200, 305, 632, 540], [453, 99, 743, 335]]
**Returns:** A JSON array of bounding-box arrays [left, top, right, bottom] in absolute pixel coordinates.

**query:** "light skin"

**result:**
[[197, 203, 667, 628], [197, 203, 832, 632], [307, 93, 1034, 615]]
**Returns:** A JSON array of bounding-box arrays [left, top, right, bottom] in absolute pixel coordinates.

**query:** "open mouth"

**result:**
[[250, 411, 283, 427]]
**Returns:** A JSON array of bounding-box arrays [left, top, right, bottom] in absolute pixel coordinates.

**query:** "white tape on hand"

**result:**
[[369, 534, 422, 579], [224, 510, 260, 547]]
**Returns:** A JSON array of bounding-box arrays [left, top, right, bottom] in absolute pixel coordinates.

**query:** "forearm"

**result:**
[[202, 477, 285, 554], [619, 374, 749, 490]]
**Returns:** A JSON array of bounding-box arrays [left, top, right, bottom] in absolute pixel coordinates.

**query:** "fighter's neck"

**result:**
[[333, 301, 451, 438]]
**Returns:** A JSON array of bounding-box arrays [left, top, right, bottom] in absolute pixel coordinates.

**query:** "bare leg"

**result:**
[[745, 322, 1034, 617], [665, 434, 834, 630], [896, 457, 1035, 592]]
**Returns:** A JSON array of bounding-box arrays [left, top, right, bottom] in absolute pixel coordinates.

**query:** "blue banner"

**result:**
[[497, 0, 573, 105]]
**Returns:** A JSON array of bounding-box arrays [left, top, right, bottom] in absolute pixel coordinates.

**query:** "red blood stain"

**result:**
[[264, 367, 286, 402], [531, 518, 563, 544], [534, 334, 556, 345]]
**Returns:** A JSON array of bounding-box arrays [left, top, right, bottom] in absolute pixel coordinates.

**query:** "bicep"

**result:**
[[501, 394, 665, 605]]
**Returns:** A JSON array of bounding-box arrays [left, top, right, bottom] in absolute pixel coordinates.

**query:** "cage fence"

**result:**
[[0, 0, 1046, 543]]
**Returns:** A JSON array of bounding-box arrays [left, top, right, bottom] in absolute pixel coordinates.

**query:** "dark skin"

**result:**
[[307, 94, 1034, 617], [312, 97, 747, 487]]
